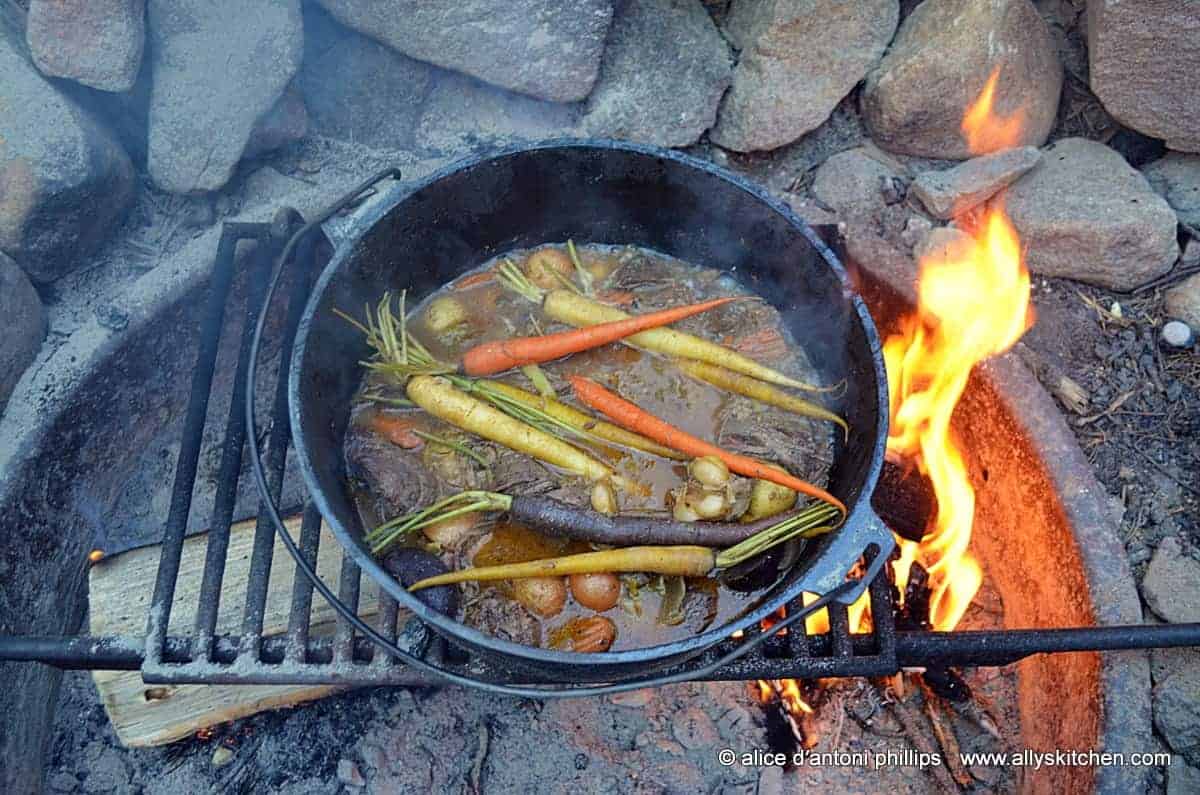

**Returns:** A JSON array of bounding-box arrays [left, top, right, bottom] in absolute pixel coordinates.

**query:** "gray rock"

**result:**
[[1143, 538, 1200, 624], [1168, 757, 1200, 795], [912, 146, 1041, 220], [26, 0, 143, 91], [1152, 644, 1200, 687], [710, 0, 898, 152], [146, 0, 303, 193], [914, 225, 974, 264], [1161, 320, 1196, 349], [0, 252, 43, 412], [337, 759, 366, 788], [299, 3, 432, 151], [1089, 2, 1200, 153], [417, 70, 582, 155], [1154, 665, 1200, 766], [810, 146, 903, 221], [244, 84, 307, 160], [1004, 138, 1179, 290], [315, 0, 612, 102], [0, 26, 135, 282], [1144, 153, 1200, 231], [862, 0, 1061, 159], [581, 0, 732, 147], [1166, 276, 1200, 330]]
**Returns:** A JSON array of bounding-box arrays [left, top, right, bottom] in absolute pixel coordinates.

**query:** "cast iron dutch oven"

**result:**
[[289, 140, 894, 682]]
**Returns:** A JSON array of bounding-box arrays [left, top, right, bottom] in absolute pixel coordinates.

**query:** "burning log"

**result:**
[[873, 458, 936, 542]]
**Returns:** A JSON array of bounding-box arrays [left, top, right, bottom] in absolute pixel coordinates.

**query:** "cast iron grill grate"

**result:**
[[2, 169, 1199, 691]]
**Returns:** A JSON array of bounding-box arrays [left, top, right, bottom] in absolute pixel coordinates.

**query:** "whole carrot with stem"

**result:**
[[568, 375, 846, 515], [499, 259, 834, 392], [406, 375, 619, 484], [675, 359, 849, 441], [459, 295, 742, 375], [405, 502, 840, 590]]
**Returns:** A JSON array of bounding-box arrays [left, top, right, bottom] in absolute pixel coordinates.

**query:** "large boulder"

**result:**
[[146, 0, 303, 193], [1089, 2, 1200, 154], [710, 0, 898, 152], [1143, 153, 1200, 231], [0, 253, 44, 411], [314, 0, 612, 103], [1004, 138, 1178, 291], [581, 0, 732, 147], [417, 71, 582, 155], [26, 0, 144, 92], [0, 26, 135, 282], [861, 0, 1061, 159], [299, 4, 433, 151]]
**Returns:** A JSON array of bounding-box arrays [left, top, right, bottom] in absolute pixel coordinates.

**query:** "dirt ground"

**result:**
[[1022, 277, 1200, 571]]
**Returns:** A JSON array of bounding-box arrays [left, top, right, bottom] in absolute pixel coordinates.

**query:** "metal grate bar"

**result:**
[[333, 556, 362, 664], [238, 214, 310, 659], [867, 566, 897, 660], [373, 591, 401, 666], [145, 223, 265, 665], [827, 602, 852, 658], [285, 503, 324, 663], [192, 233, 275, 660]]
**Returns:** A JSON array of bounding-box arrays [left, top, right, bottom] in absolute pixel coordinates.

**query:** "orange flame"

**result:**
[[749, 67, 1034, 728], [885, 204, 1032, 629], [961, 67, 1026, 155]]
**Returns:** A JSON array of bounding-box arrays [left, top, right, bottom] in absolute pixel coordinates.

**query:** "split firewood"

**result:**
[[923, 693, 973, 788], [1014, 343, 1090, 415], [876, 684, 960, 794]]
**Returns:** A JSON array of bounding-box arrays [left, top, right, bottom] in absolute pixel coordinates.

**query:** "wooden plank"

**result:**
[[89, 516, 406, 747]]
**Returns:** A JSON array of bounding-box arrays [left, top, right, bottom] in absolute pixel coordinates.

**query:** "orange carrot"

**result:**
[[368, 413, 424, 449], [568, 376, 846, 514], [460, 296, 741, 376], [453, 270, 495, 290]]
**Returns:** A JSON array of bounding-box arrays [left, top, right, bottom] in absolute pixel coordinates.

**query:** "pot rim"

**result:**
[[288, 138, 890, 671]]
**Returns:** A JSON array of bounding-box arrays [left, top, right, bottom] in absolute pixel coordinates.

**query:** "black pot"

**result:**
[[289, 140, 893, 682]]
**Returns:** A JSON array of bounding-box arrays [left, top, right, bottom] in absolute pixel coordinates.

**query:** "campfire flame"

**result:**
[[885, 203, 1032, 629], [962, 66, 1026, 154], [752, 68, 1034, 725]]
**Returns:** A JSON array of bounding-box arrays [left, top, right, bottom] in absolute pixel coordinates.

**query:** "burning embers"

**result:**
[[753, 69, 1035, 732]]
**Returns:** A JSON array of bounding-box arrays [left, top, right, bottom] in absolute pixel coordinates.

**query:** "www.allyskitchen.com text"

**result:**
[[717, 747, 1172, 771]]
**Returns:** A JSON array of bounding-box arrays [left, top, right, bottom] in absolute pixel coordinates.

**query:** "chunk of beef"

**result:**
[[345, 425, 440, 517], [462, 592, 542, 647]]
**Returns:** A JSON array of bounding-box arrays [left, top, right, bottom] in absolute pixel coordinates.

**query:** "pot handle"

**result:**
[[318, 173, 409, 251], [799, 508, 895, 605]]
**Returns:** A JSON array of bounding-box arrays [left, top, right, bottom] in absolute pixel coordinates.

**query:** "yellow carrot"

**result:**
[[540, 289, 825, 392], [483, 380, 685, 460], [405, 375, 613, 482], [408, 545, 717, 590], [675, 359, 849, 440]]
